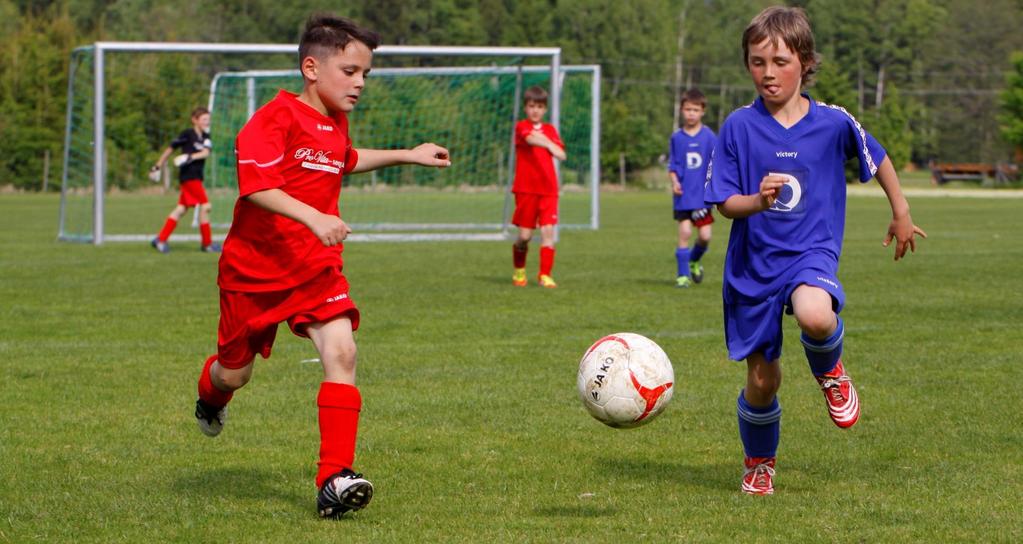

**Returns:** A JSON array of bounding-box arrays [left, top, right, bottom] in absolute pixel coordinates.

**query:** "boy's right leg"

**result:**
[[153, 205, 187, 252], [512, 228, 531, 287], [739, 353, 782, 495], [675, 219, 693, 288], [195, 356, 252, 436]]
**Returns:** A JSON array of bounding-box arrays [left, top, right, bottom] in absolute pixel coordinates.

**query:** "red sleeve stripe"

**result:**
[[238, 154, 285, 168]]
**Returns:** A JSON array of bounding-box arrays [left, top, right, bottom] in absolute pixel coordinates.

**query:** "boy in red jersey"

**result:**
[[149, 107, 220, 253], [192, 14, 450, 519], [510, 86, 566, 288]]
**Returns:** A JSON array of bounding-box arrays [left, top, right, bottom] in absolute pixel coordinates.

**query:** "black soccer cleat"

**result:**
[[194, 398, 227, 437], [317, 469, 374, 519]]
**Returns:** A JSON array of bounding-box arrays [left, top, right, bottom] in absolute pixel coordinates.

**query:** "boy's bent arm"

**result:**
[[874, 156, 927, 260], [245, 189, 351, 246], [352, 143, 451, 173], [716, 175, 788, 218], [525, 133, 566, 161]]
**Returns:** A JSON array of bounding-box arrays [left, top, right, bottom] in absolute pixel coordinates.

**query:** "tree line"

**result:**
[[2, 0, 1022, 191]]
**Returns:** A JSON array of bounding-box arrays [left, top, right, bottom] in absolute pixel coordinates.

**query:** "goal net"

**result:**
[[59, 43, 600, 244]]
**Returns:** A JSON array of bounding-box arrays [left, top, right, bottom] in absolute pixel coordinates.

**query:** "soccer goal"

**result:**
[[59, 42, 601, 244]]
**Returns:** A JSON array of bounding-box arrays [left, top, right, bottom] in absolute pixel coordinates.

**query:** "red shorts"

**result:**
[[512, 193, 558, 228], [178, 179, 209, 206], [216, 266, 360, 369], [673, 207, 715, 227]]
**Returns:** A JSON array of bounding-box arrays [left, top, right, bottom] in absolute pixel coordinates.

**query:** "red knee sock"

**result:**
[[513, 243, 527, 268], [157, 218, 177, 242], [199, 222, 212, 246], [539, 246, 555, 276], [316, 382, 362, 488], [197, 354, 233, 407]]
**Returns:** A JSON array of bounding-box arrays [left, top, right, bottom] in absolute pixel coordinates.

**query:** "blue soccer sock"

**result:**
[[691, 242, 708, 263], [737, 391, 781, 458], [801, 316, 844, 376], [675, 247, 690, 277]]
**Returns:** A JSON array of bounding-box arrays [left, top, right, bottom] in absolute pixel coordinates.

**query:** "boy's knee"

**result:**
[[514, 239, 529, 250], [321, 342, 357, 371], [212, 364, 252, 391], [796, 309, 837, 339]]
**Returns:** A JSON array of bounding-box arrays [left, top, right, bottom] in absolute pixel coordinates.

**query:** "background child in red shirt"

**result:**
[[510, 86, 566, 288], [192, 14, 450, 519]]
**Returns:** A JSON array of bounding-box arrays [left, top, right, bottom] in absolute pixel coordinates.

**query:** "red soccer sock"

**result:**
[[539, 246, 555, 276], [199, 222, 212, 246], [157, 217, 178, 242], [316, 382, 362, 488], [197, 354, 233, 408], [512, 243, 528, 269]]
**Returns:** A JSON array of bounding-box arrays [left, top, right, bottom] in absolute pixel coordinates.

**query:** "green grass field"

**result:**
[[2, 189, 1021, 543]]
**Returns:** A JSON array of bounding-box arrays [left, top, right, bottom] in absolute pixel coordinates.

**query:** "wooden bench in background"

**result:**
[[929, 162, 1019, 185]]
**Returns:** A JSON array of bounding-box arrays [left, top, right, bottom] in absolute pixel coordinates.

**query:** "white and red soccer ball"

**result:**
[[577, 333, 675, 428]]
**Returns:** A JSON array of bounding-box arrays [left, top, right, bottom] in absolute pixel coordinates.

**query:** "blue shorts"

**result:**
[[722, 268, 845, 362]]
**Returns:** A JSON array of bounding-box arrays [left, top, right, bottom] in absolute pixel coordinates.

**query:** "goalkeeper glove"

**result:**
[[173, 154, 191, 167], [148, 165, 162, 183]]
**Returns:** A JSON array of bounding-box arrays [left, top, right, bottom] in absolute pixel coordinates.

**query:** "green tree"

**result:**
[[998, 52, 1023, 157]]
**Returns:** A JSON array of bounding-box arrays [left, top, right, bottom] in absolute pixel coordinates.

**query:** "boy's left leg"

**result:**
[[306, 316, 373, 518], [791, 285, 859, 428], [538, 224, 557, 288], [198, 202, 220, 252]]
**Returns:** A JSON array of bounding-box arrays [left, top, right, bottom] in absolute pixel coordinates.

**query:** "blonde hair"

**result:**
[[742, 6, 820, 86]]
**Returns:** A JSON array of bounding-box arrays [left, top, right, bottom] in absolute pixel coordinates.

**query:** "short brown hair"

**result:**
[[523, 85, 548, 105], [742, 6, 820, 86], [299, 14, 381, 68], [680, 89, 707, 109], [190, 107, 209, 119]]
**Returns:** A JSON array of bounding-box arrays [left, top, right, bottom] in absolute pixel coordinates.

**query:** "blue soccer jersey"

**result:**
[[668, 126, 717, 211], [705, 94, 886, 305]]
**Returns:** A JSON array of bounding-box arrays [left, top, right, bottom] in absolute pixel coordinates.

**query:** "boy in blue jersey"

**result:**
[[704, 6, 926, 496], [667, 89, 716, 288]]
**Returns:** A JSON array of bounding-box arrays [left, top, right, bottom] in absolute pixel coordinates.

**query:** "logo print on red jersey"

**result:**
[[295, 148, 344, 174]]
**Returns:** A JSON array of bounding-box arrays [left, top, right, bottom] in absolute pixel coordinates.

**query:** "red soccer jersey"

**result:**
[[218, 90, 359, 292], [512, 120, 563, 196]]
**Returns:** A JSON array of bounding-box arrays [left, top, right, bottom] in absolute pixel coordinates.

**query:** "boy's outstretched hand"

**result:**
[[883, 214, 927, 261], [411, 143, 452, 168]]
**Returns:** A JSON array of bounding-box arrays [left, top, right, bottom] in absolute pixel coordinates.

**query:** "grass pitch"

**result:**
[[1, 189, 1021, 543]]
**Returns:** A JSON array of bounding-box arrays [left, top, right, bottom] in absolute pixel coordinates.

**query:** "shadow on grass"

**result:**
[[533, 504, 617, 518], [596, 456, 736, 492], [173, 466, 307, 509]]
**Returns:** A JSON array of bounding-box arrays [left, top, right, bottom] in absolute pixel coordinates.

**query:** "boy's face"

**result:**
[[746, 37, 803, 108], [525, 100, 547, 123], [193, 113, 210, 132], [680, 102, 704, 128], [305, 40, 373, 114]]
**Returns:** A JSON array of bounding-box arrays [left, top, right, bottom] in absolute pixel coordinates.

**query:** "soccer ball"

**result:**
[[577, 333, 675, 428]]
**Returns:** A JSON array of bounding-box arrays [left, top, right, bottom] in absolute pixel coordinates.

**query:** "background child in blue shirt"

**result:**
[[667, 89, 716, 288]]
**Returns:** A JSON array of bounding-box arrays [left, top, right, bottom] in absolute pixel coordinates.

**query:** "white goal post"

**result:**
[[59, 42, 601, 244]]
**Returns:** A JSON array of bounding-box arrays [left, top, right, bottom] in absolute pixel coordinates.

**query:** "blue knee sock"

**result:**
[[675, 248, 690, 277], [801, 316, 844, 376], [737, 391, 781, 458], [691, 243, 708, 263]]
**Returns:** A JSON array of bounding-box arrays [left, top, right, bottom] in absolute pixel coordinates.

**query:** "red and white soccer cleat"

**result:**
[[815, 360, 860, 428], [742, 456, 775, 496]]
